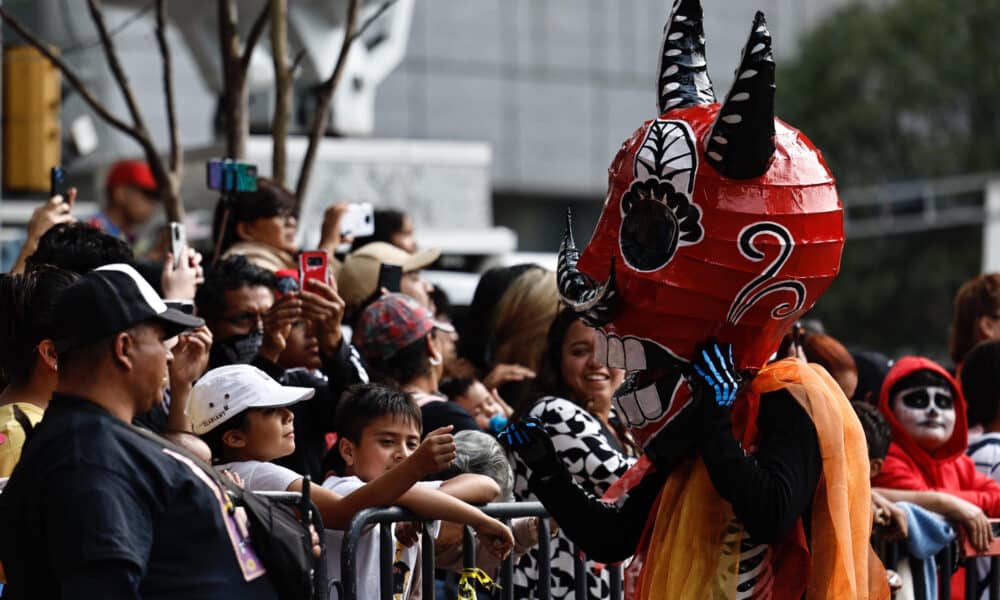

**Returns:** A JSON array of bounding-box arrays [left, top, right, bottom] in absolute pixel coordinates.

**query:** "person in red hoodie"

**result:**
[[874, 356, 1000, 597]]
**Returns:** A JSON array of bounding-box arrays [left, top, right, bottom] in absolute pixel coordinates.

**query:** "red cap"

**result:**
[[105, 160, 158, 194]]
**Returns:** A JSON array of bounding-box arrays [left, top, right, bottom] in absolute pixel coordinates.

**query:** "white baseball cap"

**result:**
[[189, 365, 315, 435]]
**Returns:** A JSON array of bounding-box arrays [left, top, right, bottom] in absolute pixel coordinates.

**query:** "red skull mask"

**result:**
[[558, 0, 844, 448]]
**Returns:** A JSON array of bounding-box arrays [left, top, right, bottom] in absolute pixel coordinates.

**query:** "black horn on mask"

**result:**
[[658, 0, 716, 113], [557, 210, 618, 327], [704, 11, 776, 179]]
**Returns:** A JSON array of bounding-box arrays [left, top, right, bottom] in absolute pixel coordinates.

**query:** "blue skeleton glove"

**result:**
[[688, 339, 742, 408], [498, 417, 561, 481], [685, 338, 744, 444]]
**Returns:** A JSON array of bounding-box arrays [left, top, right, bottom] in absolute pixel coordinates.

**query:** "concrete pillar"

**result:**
[[982, 180, 1000, 272]]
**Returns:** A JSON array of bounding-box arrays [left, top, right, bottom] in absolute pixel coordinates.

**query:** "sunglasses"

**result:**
[[898, 388, 954, 411]]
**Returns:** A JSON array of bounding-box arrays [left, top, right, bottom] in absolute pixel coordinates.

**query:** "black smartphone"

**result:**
[[50, 166, 67, 199], [377, 264, 402, 294]]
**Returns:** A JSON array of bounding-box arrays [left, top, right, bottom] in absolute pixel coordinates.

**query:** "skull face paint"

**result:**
[[891, 385, 956, 453], [556, 1, 845, 449]]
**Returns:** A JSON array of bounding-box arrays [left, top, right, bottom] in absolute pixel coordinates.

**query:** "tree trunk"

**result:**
[[218, 0, 246, 158], [270, 0, 290, 185], [294, 0, 359, 208]]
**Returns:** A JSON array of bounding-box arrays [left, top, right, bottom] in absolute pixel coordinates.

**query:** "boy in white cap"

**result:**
[[188, 365, 515, 555]]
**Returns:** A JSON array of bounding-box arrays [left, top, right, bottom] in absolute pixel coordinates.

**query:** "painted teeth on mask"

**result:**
[[607, 335, 626, 369], [623, 338, 647, 371], [595, 328, 610, 367]]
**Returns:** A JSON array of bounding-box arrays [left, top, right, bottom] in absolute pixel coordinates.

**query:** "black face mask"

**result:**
[[216, 330, 264, 365]]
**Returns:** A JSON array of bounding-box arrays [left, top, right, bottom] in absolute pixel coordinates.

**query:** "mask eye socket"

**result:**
[[620, 199, 679, 272]]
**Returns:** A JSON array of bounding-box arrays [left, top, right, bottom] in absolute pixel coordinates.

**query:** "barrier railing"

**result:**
[[879, 539, 1000, 600], [340, 501, 624, 600]]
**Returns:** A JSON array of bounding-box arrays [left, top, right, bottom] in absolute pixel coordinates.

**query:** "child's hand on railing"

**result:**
[[472, 516, 514, 561]]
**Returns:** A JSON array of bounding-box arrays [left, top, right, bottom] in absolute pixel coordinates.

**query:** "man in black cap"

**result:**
[[0, 263, 279, 599]]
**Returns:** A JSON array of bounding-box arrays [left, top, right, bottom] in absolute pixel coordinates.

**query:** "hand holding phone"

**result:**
[[169, 222, 187, 269], [299, 251, 329, 286], [338, 203, 375, 239]]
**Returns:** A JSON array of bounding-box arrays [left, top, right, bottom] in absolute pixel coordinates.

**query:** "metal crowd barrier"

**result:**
[[340, 501, 625, 600], [879, 540, 1000, 600]]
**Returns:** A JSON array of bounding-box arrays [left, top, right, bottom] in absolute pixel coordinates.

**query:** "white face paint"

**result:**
[[891, 385, 956, 453]]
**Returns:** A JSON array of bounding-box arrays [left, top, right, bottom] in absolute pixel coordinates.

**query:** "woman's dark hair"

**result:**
[[25, 223, 133, 275], [195, 255, 276, 321], [439, 377, 475, 401], [950, 274, 1000, 365], [961, 340, 1000, 428], [350, 209, 408, 251], [534, 307, 583, 402], [368, 334, 434, 386], [801, 333, 857, 397], [851, 401, 891, 460], [511, 307, 579, 423], [200, 410, 251, 464], [0, 266, 79, 386], [212, 177, 297, 254]]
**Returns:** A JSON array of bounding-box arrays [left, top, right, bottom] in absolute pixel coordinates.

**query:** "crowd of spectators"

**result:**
[[5, 171, 1000, 599]]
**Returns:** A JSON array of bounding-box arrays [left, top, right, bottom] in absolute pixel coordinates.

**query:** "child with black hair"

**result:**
[[188, 365, 474, 533], [0, 267, 78, 477], [439, 377, 512, 434], [852, 402, 907, 540], [963, 340, 1000, 481], [323, 383, 513, 599]]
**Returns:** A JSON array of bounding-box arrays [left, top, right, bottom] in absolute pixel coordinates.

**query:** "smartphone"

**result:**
[[169, 222, 187, 269], [50, 166, 68, 200], [377, 263, 402, 294], [299, 251, 329, 287], [206, 159, 258, 193], [339, 203, 375, 238]]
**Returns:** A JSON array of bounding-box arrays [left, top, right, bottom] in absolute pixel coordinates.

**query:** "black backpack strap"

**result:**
[[11, 405, 37, 445]]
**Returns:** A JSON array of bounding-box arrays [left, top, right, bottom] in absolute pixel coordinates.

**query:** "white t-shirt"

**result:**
[[217, 460, 302, 493], [322, 475, 441, 600]]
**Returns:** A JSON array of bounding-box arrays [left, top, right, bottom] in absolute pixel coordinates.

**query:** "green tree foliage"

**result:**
[[777, 0, 1000, 362], [778, 0, 1000, 186]]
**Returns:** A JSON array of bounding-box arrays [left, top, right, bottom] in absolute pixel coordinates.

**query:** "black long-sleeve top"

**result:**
[[527, 388, 822, 562]]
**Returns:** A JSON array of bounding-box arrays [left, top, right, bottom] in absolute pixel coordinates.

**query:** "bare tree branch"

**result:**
[[289, 48, 306, 76], [350, 0, 398, 44], [240, 1, 273, 74], [294, 0, 360, 206], [270, 0, 290, 184], [155, 0, 181, 176], [86, 0, 149, 137], [0, 7, 136, 136], [218, 0, 246, 157]]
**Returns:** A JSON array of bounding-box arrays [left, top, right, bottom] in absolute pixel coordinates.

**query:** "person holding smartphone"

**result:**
[[8, 189, 76, 275], [213, 177, 351, 275]]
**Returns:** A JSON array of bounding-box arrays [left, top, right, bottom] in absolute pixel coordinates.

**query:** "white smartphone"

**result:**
[[169, 222, 187, 268], [339, 203, 375, 239]]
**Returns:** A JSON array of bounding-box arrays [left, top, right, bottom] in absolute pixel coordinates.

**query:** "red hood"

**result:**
[[878, 356, 967, 465]]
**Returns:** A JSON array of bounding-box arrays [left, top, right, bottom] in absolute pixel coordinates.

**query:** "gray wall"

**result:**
[[374, 0, 857, 201]]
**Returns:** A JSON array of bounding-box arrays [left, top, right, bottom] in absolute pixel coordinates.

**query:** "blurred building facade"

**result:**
[[2, 0, 857, 252]]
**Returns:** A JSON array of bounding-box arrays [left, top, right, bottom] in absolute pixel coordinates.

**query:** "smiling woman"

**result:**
[[509, 308, 637, 599]]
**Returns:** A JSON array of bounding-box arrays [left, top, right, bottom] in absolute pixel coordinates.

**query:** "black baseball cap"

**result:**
[[53, 263, 204, 352]]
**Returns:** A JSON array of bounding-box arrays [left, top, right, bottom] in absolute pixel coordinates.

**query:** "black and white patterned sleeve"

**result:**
[[528, 397, 636, 497]]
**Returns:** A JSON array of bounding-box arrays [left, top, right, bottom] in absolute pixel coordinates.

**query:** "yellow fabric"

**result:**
[[637, 359, 888, 600], [0, 402, 44, 478]]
